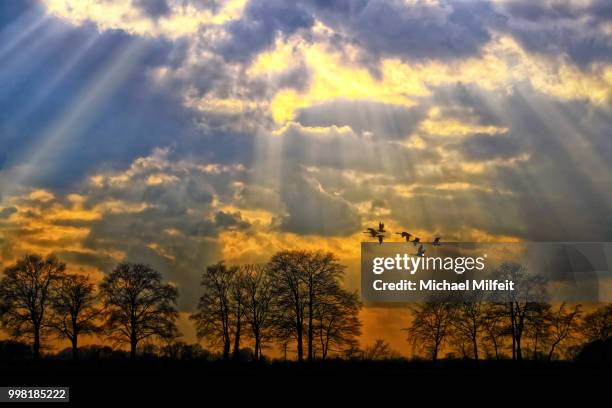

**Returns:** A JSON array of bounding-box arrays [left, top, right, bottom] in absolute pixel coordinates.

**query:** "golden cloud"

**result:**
[[42, 0, 247, 38]]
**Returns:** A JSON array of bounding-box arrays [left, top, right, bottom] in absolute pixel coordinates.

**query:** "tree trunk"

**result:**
[[130, 332, 137, 361], [232, 317, 241, 360], [33, 324, 41, 361], [223, 339, 230, 360], [72, 336, 79, 361], [254, 334, 261, 362], [296, 323, 303, 362], [472, 334, 479, 361], [308, 290, 313, 362], [492, 336, 499, 360], [516, 314, 524, 361], [548, 343, 558, 362]]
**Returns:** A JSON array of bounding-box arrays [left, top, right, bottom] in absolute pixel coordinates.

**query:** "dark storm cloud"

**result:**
[[429, 84, 505, 128], [455, 134, 523, 162], [217, 0, 315, 62], [73, 157, 252, 310], [296, 100, 426, 139], [498, 0, 612, 67], [302, 0, 502, 61], [0, 207, 17, 219], [50, 250, 117, 273], [81, 206, 244, 310], [133, 0, 171, 18], [278, 166, 361, 236]]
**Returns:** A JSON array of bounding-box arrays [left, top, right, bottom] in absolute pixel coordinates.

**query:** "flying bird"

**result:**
[[363, 227, 385, 244], [363, 228, 379, 237], [395, 231, 412, 242], [412, 237, 420, 246], [377, 222, 386, 233], [432, 237, 441, 246]]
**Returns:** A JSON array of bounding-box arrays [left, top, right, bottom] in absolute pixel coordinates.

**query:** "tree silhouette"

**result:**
[[268, 250, 308, 362], [190, 262, 236, 360], [481, 303, 507, 360], [240, 264, 274, 361], [313, 287, 361, 359], [362, 339, 399, 360], [492, 262, 547, 361], [405, 297, 455, 362], [299, 251, 346, 362], [99, 263, 179, 360], [451, 292, 487, 361], [547, 303, 581, 361], [525, 302, 551, 360], [267, 250, 356, 362], [230, 267, 247, 360], [50, 274, 100, 361], [581, 304, 612, 343], [0, 254, 66, 360]]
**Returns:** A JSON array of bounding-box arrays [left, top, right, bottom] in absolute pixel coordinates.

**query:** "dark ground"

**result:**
[[1, 359, 610, 405]]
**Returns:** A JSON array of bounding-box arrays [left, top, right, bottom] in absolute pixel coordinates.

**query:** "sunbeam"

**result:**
[[11, 32, 101, 127], [2, 38, 147, 197], [0, 7, 49, 60]]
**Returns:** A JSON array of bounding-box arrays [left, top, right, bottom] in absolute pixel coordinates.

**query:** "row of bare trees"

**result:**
[[406, 263, 611, 362], [0, 250, 362, 362], [190, 250, 362, 362], [1, 255, 610, 363], [0, 255, 179, 360]]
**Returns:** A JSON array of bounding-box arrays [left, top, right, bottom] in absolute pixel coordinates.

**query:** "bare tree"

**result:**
[[268, 250, 308, 362], [268, 250, 352, 362], [405, 297, 455, 362], [451, 292, 487, 361], [581, 303, 612, 343], [481, 303, 508, 360], [525, 302, 551, 360], [0, 254, 66, 360], [362, 339, 400, 360], [313, 288, 362, 359], [190, 262, 236, 360], [241, 264, 273, 361], [99, 263, 179, 360], [547, 303, 582, 361], [493, 263, 547, 361], [50, 274, 100, 361], [230, 267, 246, 360], [298, 251, 345, 362]]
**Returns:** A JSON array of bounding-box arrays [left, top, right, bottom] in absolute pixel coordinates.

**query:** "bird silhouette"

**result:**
[[432, 237, 441, 246], [377, 234, 384, 245], [377, 222, 386, 233], [412, 237, 420, 246], [395, 231, 412, 242], [363, 228, 379, 238], [417, 244, 426, 257]]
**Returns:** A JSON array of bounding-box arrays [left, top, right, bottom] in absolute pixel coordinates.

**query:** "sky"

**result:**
[[0, 0, 611, 354]]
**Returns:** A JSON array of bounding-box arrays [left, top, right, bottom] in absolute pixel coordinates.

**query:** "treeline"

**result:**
[[1, 254, 611, 363], [0, 250, 362, 362], [406, 263, 612, 362], [191, 251, 361, 361]]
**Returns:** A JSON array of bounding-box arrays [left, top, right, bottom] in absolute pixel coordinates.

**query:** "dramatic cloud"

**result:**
[[1, 0, 611, 346], [303, 0, 502, 61], [217, 0, 315, 62], [498, 0, 612, 66]]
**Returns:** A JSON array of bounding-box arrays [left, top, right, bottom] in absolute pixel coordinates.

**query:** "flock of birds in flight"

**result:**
[[363, 222, 441, 256]]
